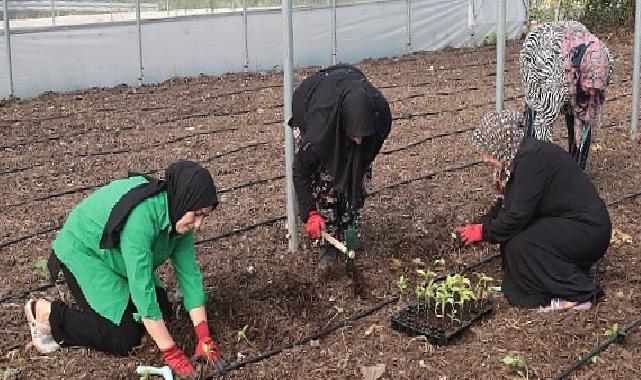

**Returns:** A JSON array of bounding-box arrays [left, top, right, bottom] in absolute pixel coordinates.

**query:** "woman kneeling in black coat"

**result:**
[[457, 111, 611, 311]]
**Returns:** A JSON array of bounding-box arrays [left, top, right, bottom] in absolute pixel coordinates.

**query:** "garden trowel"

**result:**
[[321, 228, 356, 260]]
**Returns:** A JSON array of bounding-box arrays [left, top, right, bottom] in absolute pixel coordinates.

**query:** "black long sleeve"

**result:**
[[482, 140, 549, 243], [292, 142, 321, 222], [477, 197, 503, 224], [481, 137, 610, 244]]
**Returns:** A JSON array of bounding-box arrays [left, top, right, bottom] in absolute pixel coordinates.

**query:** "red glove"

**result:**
[[306, 211, 325, 239], [455, 224, 483, 245], [194, 321, 222, 363], [161, 344, 196, 378]]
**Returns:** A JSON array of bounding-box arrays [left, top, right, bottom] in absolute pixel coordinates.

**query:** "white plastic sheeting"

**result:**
[[0, 0, 526, 98]]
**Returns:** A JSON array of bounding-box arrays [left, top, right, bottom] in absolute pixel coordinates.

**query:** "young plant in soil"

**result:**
[[324, 305, 345, 328], [237, 325, 249, 343], [416, 269, 437, 311], [474, 272, 494, 306], [502, 354, 529, 379], [604, 323, 620, 338], [396, 275, 408, 302], [34, 258, 48, 279], [576, 349, 598, 364]]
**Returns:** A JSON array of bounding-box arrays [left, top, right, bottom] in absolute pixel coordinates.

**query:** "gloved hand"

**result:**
[[162, 344, 197, 378], [306, 210, 325, 239], [455, 224, 483, 245], [193, 321, 222, 363]]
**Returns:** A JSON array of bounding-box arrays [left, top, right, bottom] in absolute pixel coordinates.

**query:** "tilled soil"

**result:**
[[0, 31, 640, 379]]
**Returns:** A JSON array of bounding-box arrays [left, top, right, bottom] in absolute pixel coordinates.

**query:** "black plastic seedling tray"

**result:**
[[391, 300, 494, 345]]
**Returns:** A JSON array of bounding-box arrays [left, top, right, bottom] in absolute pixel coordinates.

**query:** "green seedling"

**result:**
[[604, 323, 620, 338], [34, 258, 48, 279], [237, 325, 249, 343], [451, 231, 462, 248], [502, 354, 529, 379], [434, 258, 445, 266], [576, 349, 598, 364], [475, 272, 494, 304], [396, 275, 408, 301], [139, 370, 151, 380], [416, 269, 437, 311], [325, 305, 345, 327]]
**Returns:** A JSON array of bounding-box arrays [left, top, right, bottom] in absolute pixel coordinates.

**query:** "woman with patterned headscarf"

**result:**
[[25, 161, 224, 378], [520, 21, 613, 170], [456, 111, 611, 311]]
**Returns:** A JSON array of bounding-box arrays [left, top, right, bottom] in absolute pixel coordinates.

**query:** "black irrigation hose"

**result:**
[[212, 251, 503, 377], [4, 141, 268, 208], [0, 127, 238, 176], [555, 317, 641, 379], [195, 216, 287, 246], [0, 156, 504, 303], [0, 55, 525, 150]]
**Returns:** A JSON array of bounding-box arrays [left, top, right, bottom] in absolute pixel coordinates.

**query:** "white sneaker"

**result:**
[[24, 299, 60, 354]]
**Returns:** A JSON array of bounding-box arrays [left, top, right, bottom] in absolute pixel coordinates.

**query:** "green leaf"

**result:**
[[502, 355, 515, 365], [34, 259, 48, 279]]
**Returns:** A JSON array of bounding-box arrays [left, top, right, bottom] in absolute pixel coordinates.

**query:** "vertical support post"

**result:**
[[136, 0, 144, 86], [282, 0, 298, 252], [330, 0, 336, 64], [631, 0, 641, 140], [50, 0, 56, 26], [243, 0, 249, 71], [468, 0, 475, 47], [495, 0, 506, 112], [166, 0, 170, 16], [405, 0, 411, 54], [3, 0, 13, 97]]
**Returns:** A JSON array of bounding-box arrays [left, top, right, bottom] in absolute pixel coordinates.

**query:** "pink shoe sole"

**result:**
[[538, 299, 592, 312]]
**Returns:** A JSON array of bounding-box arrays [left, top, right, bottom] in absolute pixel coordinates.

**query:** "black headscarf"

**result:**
[[291, 65, 391, 199], [100, 161, 218, 249]]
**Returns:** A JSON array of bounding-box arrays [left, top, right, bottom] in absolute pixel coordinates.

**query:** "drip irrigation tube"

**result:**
[[554, 317, 641, 379], [0, 127, 238, 176], [4, 142, 268, 208], [0, 157, 509, 303], [0, 58, 521, 149], [211, 251, 503, 377]]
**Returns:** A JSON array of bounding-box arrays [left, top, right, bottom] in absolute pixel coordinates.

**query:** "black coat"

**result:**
[[291, 65, 391, 221], [481, 137, 611, 307]]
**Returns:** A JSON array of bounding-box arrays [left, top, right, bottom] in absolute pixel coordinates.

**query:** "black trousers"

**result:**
[[48, 252, 172, 355]]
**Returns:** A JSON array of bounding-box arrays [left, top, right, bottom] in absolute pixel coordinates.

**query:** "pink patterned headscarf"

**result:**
[[560, 24, 610, 145]]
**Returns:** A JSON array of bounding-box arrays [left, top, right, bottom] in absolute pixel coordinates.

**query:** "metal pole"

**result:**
[[495, 0, 506, 112], [405, 0, 411, 54], [166, 0, 170, 17], [631, 0, 641, 140], [50, 0, 56, 26], [282, 0, 298, 252], [243, 0, 249, 71], [3, 0, 13, 97], [136, 0, 143, 86], [468, 0, 475, 48], [330, 0, 336, 65]]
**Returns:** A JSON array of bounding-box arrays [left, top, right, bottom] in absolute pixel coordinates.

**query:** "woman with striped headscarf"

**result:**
[[456, 111, 611, 311], [520, 21, 613, 170]]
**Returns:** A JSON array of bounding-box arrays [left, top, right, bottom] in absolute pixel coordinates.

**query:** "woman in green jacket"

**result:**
[[24, 161, 223, 378]]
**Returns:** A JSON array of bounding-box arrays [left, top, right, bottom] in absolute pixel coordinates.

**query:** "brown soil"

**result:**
[[1, 32, 640, 379]]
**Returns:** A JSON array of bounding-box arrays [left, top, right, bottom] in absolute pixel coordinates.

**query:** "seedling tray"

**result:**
[[391, 300, 494, 345]]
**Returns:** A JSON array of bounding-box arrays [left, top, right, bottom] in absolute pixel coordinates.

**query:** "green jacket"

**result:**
[[52, 176, 206, 325]]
